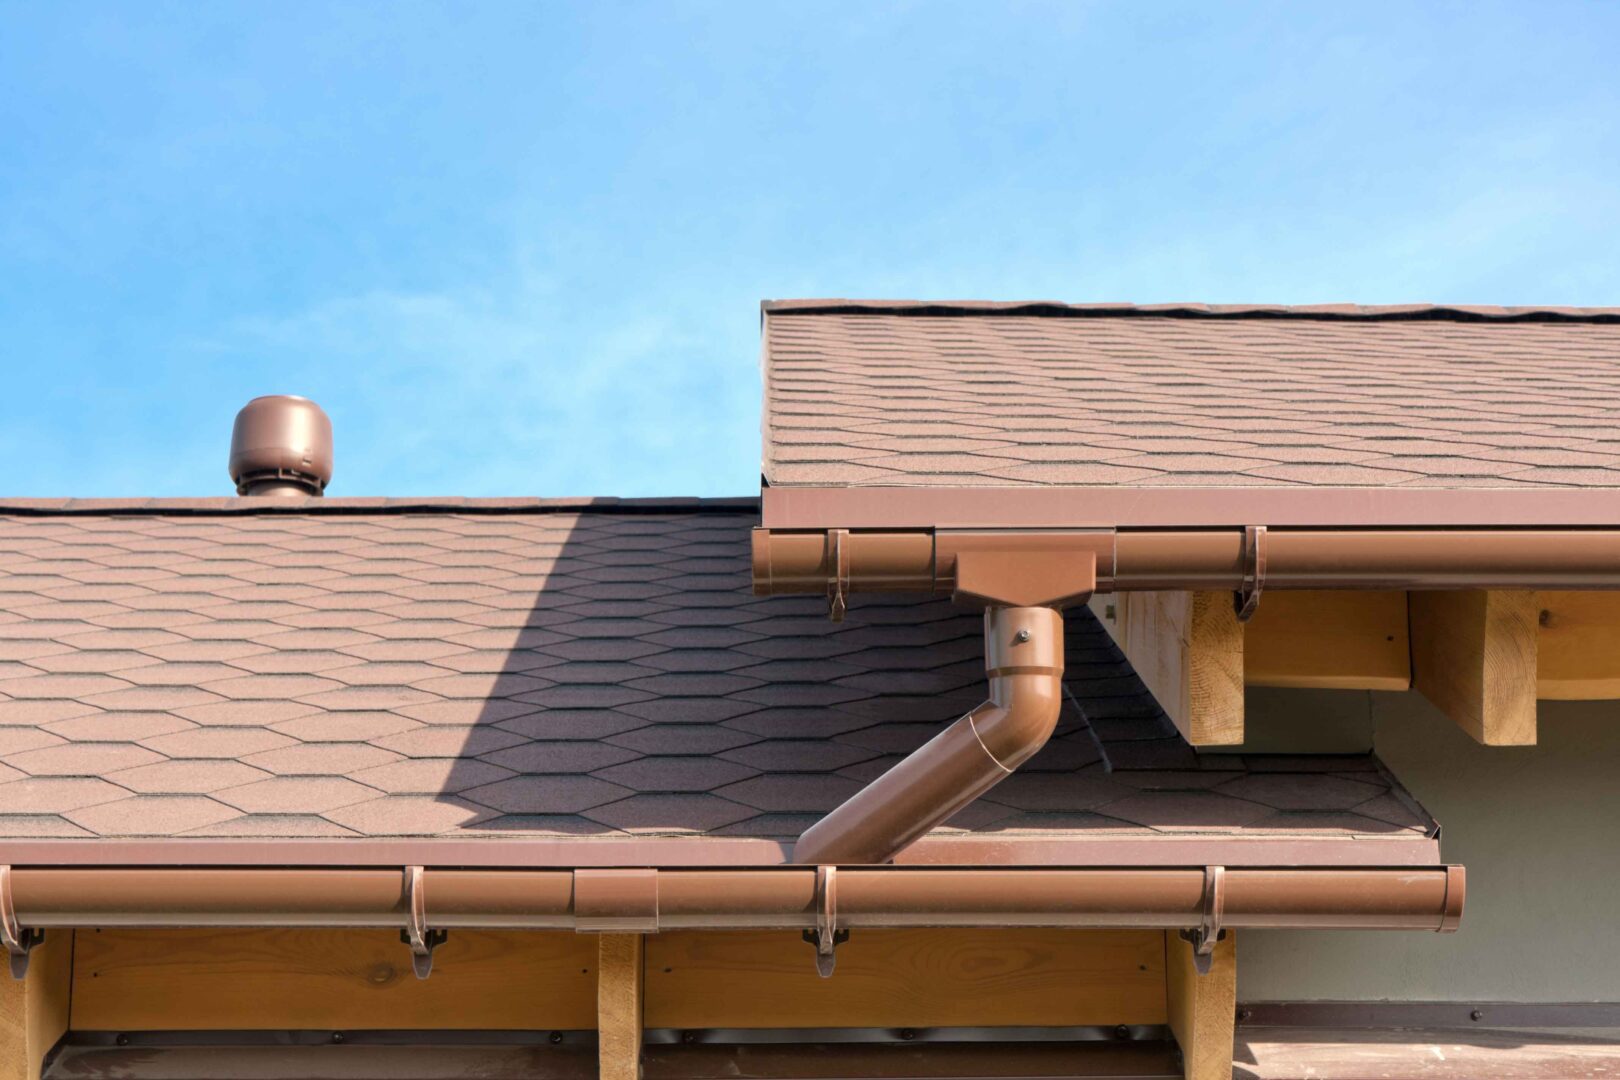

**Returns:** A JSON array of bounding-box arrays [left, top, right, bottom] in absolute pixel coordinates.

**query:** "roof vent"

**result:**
[[228, 395, 334, 496]]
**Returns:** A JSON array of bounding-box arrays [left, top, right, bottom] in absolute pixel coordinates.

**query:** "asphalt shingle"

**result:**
[[0, 504, 1435, 846]]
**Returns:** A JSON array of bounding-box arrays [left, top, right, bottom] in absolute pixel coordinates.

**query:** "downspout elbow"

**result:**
[[972, 672, 1065, 771], [794, 606, 1065, 866]]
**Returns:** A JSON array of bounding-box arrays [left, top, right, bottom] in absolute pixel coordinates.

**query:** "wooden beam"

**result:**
[[1245, 591, 1411, 691], [0, 933, 71, 1080], [1536, 591, 1620, 699], [72, 929, 595, 1031], [1411, 590, 1537, 745], [597, 934, 643, 1080], [1165, 929, 1236, 1080], [1091, 591, 1244, 745], [645, 929, 1166, 1030]]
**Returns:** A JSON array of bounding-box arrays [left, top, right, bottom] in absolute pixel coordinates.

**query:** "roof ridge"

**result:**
[[762, 299, 1620, 323], [0, 495, 760, 516]]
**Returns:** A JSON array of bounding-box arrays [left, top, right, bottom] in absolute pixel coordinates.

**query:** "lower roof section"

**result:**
[[0, 504, 1438, 867]]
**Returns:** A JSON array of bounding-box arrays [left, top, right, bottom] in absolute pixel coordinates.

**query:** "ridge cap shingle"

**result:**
[[762, 298, 1620, 323]]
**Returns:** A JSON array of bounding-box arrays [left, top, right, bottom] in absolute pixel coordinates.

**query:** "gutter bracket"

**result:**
[[801, 864, 846, 978], [399, 865, 446, 980], [1233, 526, 1267, 623], [0, 866, 44, 980], [827, 529, 850, 622], [1179, 865, 1227, 975]]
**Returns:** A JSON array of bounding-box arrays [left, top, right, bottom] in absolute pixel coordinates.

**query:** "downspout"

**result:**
[[794, 541, 1097, 866], [794, 605, 1065, 865]]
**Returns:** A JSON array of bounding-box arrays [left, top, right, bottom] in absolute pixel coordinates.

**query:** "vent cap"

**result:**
[[228, 395, 334, 496]]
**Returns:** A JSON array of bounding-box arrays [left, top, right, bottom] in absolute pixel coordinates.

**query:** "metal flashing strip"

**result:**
[[0, 833, 1445, 868], [761, 484, 1620, 530]]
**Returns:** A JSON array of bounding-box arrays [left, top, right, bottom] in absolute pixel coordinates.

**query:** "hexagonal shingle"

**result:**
[[272, 711, 422, 743], [478, 741, 639, 774], [243, 743, 402, 776], [108, 760, 274, 794], [8, 742, 164, 776], [322, 795, 492, 836], [215, 776, 378, 814], [42, 711, 195, 742], [1215, 772, 1385, 812], [591, 756, 758, 793], [583, 793, 755, 833], [0, 777, 129, 813], [713, 774, 865, 813], [352, 758, 515, 795], [461, 775, 631, 815], [67, 795, 241, 836], [1098, 791, 1273, 831], [141, 728, 297, 759]]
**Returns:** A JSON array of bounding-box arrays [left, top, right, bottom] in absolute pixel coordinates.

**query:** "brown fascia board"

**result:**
[[0, 832, 1441, 869], [761, 299, 1620, 323], [0, 496, 761, 517], [761, 484, 1620, 530]]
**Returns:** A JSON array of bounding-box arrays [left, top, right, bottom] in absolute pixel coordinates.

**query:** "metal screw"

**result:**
[[899, 1028, 917, 1041], [115, 1034, 130, 1047], [331, 1032, 345, 1044], [1113, 1024, 1131, 1040], [681, 1030, 698, 1044], [1471, 1009, 1484, 1022], [1014, 629, 1031, 643], [548, 1031, 563, 1045]]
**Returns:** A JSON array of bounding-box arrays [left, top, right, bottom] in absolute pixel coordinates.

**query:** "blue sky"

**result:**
[[2, 1, 1617, 498]]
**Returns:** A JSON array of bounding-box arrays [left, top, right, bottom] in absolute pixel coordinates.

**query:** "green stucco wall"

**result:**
[[1239, 690, 1620, 1002]]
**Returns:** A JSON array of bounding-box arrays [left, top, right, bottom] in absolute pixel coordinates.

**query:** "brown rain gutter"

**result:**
[[753, 527, 1620, 595], [6, 865, 1463, 933], [2, 863, 1461, 978]]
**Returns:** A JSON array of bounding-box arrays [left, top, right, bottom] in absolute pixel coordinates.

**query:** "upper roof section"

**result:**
[[761, 301, 1620, 525]]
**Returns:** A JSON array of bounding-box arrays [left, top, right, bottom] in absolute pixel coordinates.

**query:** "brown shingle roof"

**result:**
[[0, 502, 1436, 863], [762, 301, 1620, 491]]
